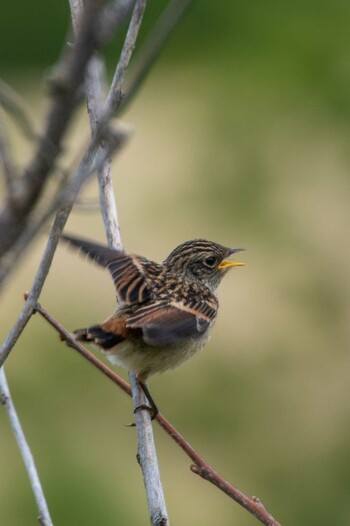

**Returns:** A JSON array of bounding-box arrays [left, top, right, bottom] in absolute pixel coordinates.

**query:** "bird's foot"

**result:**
[[123, 404, 157, 427], [134, 403, 158, 420]]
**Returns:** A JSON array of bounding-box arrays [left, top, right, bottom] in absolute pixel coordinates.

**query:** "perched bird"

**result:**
[[61, 235, 244, 417]]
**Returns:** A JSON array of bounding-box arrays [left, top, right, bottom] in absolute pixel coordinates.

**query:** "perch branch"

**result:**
[[0, 367, 54, 526], [32, 300, 282, 526]]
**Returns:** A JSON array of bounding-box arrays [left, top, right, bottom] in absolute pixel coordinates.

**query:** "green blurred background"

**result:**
[[1, 1, 350, 525]]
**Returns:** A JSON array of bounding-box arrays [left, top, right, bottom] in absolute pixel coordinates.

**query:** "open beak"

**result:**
[[218, 248, 245, 270]]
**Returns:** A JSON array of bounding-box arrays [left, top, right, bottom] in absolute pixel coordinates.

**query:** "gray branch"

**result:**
[[0, 368, 54, 526], [130, 374, 169, 525]]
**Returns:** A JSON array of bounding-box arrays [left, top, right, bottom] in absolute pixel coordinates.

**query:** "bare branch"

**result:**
[[33, 300, 282, 526], [129, 374, 169, 526], [0, 367, 54, 526], [104, 0, 147, 118], [90, 64, 123, 247]]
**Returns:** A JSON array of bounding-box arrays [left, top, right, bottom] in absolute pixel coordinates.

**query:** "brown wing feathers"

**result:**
[[61, 234, 119, 267], [61, 234, 150, 304], [127, 301, 213, 346]]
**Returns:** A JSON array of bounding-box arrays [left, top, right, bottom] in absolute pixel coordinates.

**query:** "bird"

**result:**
[[61, 234, 245, 418]]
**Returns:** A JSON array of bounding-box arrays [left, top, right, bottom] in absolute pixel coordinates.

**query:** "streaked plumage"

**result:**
[[61, 234, 244, 416]]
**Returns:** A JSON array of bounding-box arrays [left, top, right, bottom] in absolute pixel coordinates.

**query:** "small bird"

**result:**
[[61, 235, 244, 417]]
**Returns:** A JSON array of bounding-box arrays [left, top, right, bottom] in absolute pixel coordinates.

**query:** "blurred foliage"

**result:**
[[1, 1, 350, 525]]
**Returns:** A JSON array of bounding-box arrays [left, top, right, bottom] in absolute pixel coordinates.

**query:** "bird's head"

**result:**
[[164, 239, 244, 292]]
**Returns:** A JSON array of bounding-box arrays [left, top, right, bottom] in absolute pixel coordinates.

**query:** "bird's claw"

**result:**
[[134, 403, 158, 420]]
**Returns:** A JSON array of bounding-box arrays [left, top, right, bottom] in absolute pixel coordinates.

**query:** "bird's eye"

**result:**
[[204, 256, 217, 268]]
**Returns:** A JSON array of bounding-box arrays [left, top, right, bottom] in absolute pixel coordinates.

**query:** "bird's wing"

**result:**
[[61, 234, 153, 304], [126, 300, 217, 346]]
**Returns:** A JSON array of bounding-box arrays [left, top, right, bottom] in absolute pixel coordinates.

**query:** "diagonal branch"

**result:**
[[32, 299, 282, 526], [0, 367, 54, 526]]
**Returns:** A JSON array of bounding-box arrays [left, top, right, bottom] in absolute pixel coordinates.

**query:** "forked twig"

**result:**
[[32, 298, 282, 526]]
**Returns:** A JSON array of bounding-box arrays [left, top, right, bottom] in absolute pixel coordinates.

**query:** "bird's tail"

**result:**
[[74, 325, 124, 350]]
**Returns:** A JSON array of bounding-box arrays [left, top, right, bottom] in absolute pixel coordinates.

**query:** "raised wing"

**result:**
[[127, 300, 216, 346], [61, 234, 151, 304]]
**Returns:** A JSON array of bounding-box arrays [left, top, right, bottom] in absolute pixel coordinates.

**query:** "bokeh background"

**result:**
[[1, 1, 350, 525]]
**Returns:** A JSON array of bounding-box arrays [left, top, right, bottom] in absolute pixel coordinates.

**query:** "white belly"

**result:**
[[105, 332, 211, 378]]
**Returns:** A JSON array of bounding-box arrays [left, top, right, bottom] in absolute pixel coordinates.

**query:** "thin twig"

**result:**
[[0, 367, 54, 526], [32, 300, 282, 526], [104, 0, 147, 119]]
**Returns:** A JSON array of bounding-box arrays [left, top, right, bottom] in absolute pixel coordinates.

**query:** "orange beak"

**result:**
[[218, 248, 245, 270], [218, 260, 245, 270]]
